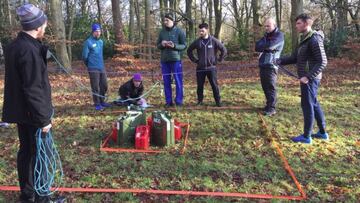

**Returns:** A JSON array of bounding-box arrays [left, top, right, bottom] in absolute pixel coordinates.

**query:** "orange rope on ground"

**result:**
[[0, 118, 306, 200], [258, 114, 307, 200], [0, 186, 305, 200]]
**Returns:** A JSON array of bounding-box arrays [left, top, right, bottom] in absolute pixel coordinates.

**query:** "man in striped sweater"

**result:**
[[276, 13, 329, 144]]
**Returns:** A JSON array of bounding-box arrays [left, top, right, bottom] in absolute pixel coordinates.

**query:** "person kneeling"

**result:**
[[118, 73, 147, 107]]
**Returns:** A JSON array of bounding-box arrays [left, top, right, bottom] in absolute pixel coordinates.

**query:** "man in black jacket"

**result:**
[[276, 13, 329, 144], [187, 23, 227, 107], [118, 73, 145, 106], [255, 18, 284, 116], [2, 4, 64, 203]]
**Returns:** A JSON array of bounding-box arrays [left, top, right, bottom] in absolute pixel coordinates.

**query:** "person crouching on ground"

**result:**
[[118, 73, 147, 107]]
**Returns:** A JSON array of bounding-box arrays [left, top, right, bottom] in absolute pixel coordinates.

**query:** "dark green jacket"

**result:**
[[156, 26, 187, 62]]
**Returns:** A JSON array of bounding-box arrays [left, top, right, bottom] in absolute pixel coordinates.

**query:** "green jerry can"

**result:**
[[117, 110, 146, 146], [151, 111, 175, 147]]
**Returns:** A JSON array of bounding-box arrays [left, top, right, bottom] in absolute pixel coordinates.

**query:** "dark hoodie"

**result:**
[[118, 79, 144, 101], [187, 35, 227, 69], [280, 30, 327, 80]]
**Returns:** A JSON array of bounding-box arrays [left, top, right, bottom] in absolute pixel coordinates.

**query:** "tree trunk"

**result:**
[[129, 0, 135, 44], [80, 0, 87, 16], [275, 0, 281, 29], [159, 0, 165, 19], [111, 0, 124, 46], [96, 0, 102, 23], [252, 0, 261, 40], [291, 0, 303, 52], [145, 0, 151, 60], [213, 0, 222, 39], [337, 0, 347, 31], [208, 0, 213, 33], [4, 0, 13, 26], [67, 0, 76, 62], [186, 0, 195, 41], [49, 0, 71, 71]]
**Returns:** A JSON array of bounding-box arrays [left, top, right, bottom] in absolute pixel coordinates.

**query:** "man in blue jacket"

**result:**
[[156, 13, 187, 107], [276, 14, 329, 144], [255, 18, 284, 116], [82, 23, 111, 110]]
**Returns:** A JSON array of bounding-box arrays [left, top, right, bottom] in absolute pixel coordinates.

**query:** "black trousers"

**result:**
[[260, 68, 278, 111], [17, 123, 50, 203], [89, 70, 108, 105], [196, 68, 220, 104]]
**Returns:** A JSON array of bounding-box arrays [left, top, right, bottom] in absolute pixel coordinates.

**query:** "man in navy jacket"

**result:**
[[255, 18, 284, 116]]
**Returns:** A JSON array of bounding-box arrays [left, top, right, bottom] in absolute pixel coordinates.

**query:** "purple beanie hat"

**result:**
[[133, 73, 142, 81]]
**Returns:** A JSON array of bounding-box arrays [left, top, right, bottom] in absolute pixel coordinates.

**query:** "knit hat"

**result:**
[[133, 73, 142, 81], [16, 4, 47, 31], [92, 23, 101, 32], [164, 13, 174, 21]]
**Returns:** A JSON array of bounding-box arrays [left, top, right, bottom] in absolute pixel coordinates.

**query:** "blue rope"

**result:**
[[34, 128, 63, 196]]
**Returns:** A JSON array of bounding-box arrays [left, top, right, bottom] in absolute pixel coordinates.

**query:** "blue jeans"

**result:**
[[300, 79, 326, 137], [161, 61, 183, 105]]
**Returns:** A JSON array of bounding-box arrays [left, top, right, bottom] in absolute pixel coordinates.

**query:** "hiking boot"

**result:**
[[291, 134, 312, 144], [311, 131, 329, 140], [95, 104, 104, 111], [196, 101, 203, 106], [216, 102, 222, 107], [165, 103, 174, 108], [101, 102, 112, 108], [264, 109, 276, 116]]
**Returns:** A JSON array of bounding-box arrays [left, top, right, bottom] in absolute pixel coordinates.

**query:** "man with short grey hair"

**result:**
[[255, 18, 284, 116]]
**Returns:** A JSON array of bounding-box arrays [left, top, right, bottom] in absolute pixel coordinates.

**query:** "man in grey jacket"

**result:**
[[276, 13, 329, 144], [255, 18, 284, 116], [187, 23, 227, 107]]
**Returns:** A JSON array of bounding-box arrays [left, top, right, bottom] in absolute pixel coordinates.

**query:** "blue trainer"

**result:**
[[101, 102, 112, 108], [311, 131, 329, 140], [291, 134, 312, 144], [95, 104, 104, 111]]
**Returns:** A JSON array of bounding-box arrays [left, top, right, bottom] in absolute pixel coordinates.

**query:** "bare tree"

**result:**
[[213, 0, 222, 39], [186, 0, 195, 41], [129, 0, 135, 44], [111, 0, 124, 46], [145, 0, 151, 59], [79, 0, 88, 16], [208, 0, 213, 33], [252, 0, 261, 40], [275, 0, 282, 29], [96, 0, 102, 24], [49, 0, 71, 70], [291, 0, 303, 51], [66, 0, 77, 62]]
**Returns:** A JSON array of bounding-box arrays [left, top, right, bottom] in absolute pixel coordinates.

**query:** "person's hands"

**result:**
[[273, 58, 281, 65], [42, 123, 52, 133], [161, 40, 168, 47], [167, 41, 175, 48], [300, 76, 309, 84]]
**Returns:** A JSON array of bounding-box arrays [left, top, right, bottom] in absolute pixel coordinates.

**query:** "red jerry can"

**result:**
[[135, 125, 150, 150], [147, 117, 153, 134], [111, 123, 117, 143], [174, 120, 182, 141]]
